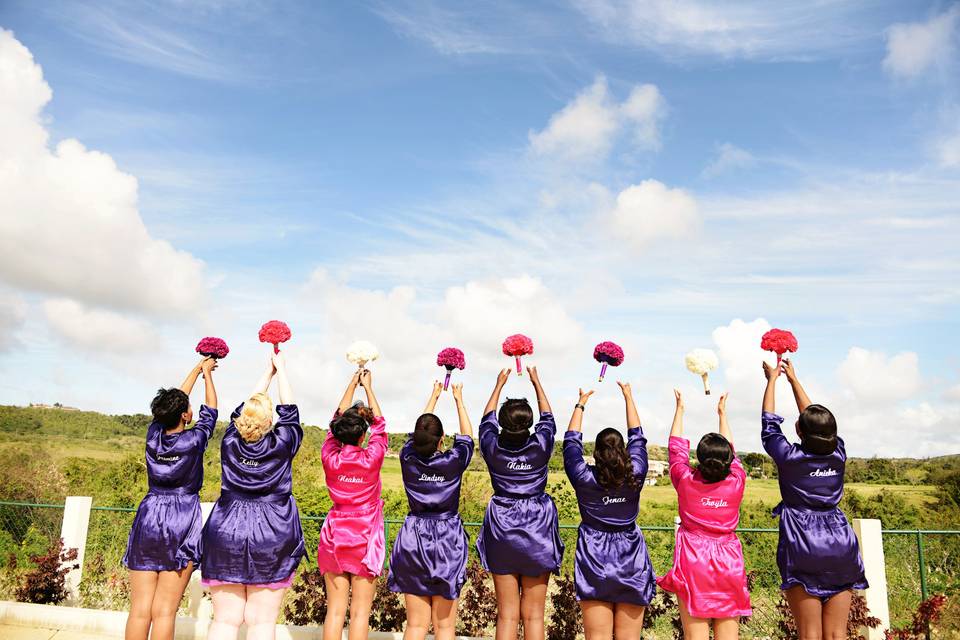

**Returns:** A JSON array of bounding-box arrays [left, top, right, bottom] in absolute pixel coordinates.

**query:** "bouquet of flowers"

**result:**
[[258, 321, 291, 354], [347, 340, 380, 370], [685, 348, 718, 395], [437, 347, 466, 390], [502, 334, 534, 376], [593, 341, 624, 382], [761, 328, 798, 366], [195, 337, 229, 360]]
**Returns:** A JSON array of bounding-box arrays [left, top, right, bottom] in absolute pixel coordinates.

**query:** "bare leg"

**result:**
[[613, 603, 646, 640], [580, 600, 614, 640], [431, 596, 458, 640], [786, 585, 825, 640], [492, 573, 521, 640], [208, 584, 246, 640], [821, 590, 853, 640], [244, 586, 287, 640], [677, 599, 711, 640], [149, 563, 194, 640], [403, 594, 432, 640], [519, 573, 550, 640], [713, 617, 740, 640], [125, 570, 158, 640], [348, 575, 377, 640], [323, 573, 351, 640]]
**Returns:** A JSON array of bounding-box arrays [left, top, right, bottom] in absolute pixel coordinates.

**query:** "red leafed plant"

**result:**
[[885, 595, 948, 640], [502, 334, 534, 376], [761, 328, 798, 365], [258, 320, 291, 354], [15, 538, 79, 605], [437, 347, 466, 390], [195, 336, 229, 359]]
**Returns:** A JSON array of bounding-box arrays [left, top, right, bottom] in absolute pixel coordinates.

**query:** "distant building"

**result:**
[[648, 459, 668, 477], [29, 403, 81, 411]]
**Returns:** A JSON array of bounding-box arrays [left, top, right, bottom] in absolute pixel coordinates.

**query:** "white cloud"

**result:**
[[882, 6, 959, 79], [0, 29, 207, 315], [0, 292, 27, 352], [837, 347, 922, 405], [573, 0, 874, 60], [528, 76, 665, 162], [936, 128, 960, 168], [607, 179, 700, 249], [702, 142, 756, 178], [43, 299, 161, 353]]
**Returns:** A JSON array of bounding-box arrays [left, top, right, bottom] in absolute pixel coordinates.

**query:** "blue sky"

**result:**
[[0, 0, 958, 457]]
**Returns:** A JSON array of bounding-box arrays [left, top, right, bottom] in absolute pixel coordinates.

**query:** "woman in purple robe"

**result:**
[[201, 352, 306, 640], [387, 380, 474, 640], [762, 358, 867, 638], [563, 381, 655, 640], [124, 356, 218, 640], [477, 366, 562, 640]]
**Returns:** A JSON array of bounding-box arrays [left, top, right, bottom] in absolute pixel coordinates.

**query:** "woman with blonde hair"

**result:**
[[200, 352, 306, 640]]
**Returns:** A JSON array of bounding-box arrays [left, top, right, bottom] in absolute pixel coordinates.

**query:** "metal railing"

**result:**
[[1, 499, 958, 631]]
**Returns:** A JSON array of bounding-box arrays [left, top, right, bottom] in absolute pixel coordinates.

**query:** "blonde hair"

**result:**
[[235, 393, 274, 443]]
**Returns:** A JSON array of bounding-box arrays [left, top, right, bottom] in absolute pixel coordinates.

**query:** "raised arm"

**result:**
[[717, 392, 731, 442], [424, 380, 442, 415], [451, 383, 473, 438], [781, 358, 811, 413], [762, 360, 780, 413], [252, 356, 277, 395], [273, 352, 294, 405], [618, 381, 641, 429], [670, 389, 684, 437], [179, 358, 206, 395], [567, 388, 594, 432], [483, 368, 511, 415], [360, 370, 382, 417], [528, 366, 552, 414], [337, 370, 361, 413], [200, 358, 218, 409]]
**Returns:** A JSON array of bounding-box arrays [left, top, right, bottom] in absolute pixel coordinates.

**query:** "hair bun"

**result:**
[[355, 405, 375, 423]]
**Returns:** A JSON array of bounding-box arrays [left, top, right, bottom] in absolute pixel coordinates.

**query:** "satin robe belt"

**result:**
[[582, 521, 636, 534], [772, 502, 838, 516], [408, 511, 459, 520], [147, 485, 197, 496], [493, 490, 546, 500], [219, 490, 292, 504], [330, 501, 382, 515], [678, 524, 738, 541]]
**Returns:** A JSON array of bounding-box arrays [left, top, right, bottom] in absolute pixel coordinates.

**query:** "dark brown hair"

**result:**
[[594, 428, 641, 492], [412, 413, 443, 457], [330, 403, 375, 446], [498, 398, 533, 447], [696, 432, 734, 483], [798, 404, 838, 455]]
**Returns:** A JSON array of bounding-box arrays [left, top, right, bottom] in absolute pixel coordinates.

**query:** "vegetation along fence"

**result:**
[[0, 498, 957, 639]]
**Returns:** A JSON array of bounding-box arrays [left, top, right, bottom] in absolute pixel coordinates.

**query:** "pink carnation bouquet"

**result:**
[[502, 334, 534, 376], [195, 337, 229, 360], [760, 328, 798, 366], [436, 347, 466, 390], [593, 341, 624, 382], [259, 320, 292, 354]]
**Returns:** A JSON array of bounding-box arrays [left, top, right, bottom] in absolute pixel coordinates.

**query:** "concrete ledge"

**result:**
[[0, 601, 480, 639]]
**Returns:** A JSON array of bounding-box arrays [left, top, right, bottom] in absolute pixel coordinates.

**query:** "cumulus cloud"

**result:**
[[837, 347, 921, 405], [0, 29, 206, 314], [702, 142, 756, 178], [607, 179, 700, 249], [0, 292, 27, 352], [528, 75, 666, 162], [882, 6, 959, 79], [43, 298, 161, 353]]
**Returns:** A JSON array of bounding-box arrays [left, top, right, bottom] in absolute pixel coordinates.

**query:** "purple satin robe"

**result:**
[[387, 434, 474, 599], [563, 427, 656, 604], [762, 411, 868, 598], [124, 404, 217, 571], [476, 410, 563, 576], [200, 403, 306, 584]]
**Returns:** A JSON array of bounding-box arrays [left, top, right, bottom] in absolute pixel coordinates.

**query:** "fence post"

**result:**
[[852, 518, 889, 638], [187, 501, 216, 626], [60, 496, 93, 605]]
